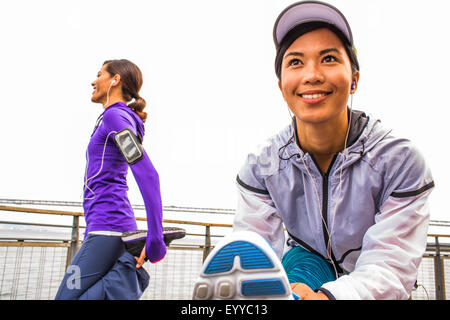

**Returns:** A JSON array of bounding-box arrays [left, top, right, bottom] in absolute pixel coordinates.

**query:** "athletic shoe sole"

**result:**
[[162, 227, 186, 245], [122, 230, 147, 243], [121, 227, 186, 257], [192, 231, 293, 300]]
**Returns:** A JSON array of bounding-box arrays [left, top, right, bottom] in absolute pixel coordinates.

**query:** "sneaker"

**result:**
[[121, 227, 186, 257], [192, 231, 293, 300], [162, 227, 186, 246], [121, 230, 147, 257]]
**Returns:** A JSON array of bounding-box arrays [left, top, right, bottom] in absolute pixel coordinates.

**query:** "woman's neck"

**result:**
[[297, 110, 349, 173], [103, 93, 126, 109]]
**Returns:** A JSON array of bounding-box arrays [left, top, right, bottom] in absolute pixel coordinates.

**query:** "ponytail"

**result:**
[[103, 59, 148, 123], [129, 96, 148, 123]]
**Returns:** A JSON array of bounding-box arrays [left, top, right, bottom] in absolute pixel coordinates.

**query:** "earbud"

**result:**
[[351, 81, 355, 91], [104, 80, 116, 107]]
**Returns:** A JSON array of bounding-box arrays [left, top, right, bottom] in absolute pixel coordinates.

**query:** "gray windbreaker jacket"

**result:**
[[234, 110, 434, 300]]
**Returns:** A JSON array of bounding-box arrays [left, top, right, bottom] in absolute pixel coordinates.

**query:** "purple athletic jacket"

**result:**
[[83, 101, 166, 263]]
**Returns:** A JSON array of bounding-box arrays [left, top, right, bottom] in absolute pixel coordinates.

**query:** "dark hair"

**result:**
[[275, 22, 360, 80], [103, 59, 148, 122]]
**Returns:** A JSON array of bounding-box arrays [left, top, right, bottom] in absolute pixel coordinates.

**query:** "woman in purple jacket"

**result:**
[[55, 59, 166, 300]]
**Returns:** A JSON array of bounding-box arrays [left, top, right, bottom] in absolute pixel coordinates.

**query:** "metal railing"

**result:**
[[0, 202, 449, 300], [0, 203, 232, 300]]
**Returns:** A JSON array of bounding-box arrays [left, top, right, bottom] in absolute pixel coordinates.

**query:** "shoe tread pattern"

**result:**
[[204, 240, 274, 274], [241, 278, 286, 296]]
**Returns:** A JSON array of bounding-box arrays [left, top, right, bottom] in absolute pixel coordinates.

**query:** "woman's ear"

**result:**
[[278, 80, 286, 101], [350, 72, 360, 94], [111, 74, 121, 87]]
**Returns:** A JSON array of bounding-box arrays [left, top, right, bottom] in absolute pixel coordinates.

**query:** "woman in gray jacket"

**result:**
[[193, 1, 434, 300]]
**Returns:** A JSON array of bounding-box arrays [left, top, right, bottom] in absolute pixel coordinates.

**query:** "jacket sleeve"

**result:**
[[320, 144, 434, 299], [102, 109, 166, 263], [233, 136, 286, 259], [130, 151, 166, 263], [234, 181, 285, 259]]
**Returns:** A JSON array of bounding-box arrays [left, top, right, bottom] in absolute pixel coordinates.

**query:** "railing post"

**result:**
[[203, 225, 211, 262], [66, 215, 80, 270], [434, 236, 446, 300]]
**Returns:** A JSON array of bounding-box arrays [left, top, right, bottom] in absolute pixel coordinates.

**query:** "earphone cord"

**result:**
[[83, 80, 116, 200], [83, 130, 117, 200], [328, 94, 353, 267], [104, 81, 114, 108], [295, 137, 339, 278], [289, 93, 354, 279]]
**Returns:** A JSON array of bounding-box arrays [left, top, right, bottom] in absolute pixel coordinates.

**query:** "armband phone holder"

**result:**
[[113, 128, 144, 165]]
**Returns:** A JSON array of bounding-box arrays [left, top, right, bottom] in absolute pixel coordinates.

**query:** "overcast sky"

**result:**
[[0, 0, 449, 222]]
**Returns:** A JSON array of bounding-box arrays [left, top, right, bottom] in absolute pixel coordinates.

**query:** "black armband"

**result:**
[[113, 128, 144, 165]]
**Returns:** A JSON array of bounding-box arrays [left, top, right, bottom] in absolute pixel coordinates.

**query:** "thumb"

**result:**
[[135, 246, 146, 268]]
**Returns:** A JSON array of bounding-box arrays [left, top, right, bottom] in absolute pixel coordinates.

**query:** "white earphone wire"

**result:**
[[104, 80, 114, 108], [83, 79, 117, 200], [287, 92, 354, 279], [83, 130, 117, 200]]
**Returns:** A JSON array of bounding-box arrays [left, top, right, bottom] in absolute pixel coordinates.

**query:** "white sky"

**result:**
[[0, 0, 449, 221]]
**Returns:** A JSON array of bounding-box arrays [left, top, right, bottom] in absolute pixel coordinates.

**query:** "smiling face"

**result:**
[[91, 64, 114, 105], [278, 28, 359, 125]]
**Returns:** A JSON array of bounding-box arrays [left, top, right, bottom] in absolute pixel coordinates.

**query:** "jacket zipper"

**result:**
[[311, 153, 343, 273]]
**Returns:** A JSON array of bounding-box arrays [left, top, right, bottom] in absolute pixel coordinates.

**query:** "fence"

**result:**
[[0, 201, 449, 300], [0, 202, 232, 300]]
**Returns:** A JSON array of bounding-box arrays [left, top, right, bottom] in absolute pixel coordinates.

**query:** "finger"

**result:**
[[136, 247, 146, 268], [291, 283, 301, 291]]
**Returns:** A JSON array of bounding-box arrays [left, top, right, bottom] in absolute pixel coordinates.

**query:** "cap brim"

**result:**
[[273, 1, 353, 48]]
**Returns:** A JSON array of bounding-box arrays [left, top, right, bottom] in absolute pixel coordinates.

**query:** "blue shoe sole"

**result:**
[[193, 231, 292, 300], [241, 278, 287, 296], [204, 240, 274, 274]]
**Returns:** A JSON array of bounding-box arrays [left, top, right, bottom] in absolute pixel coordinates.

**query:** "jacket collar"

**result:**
[[292, 108, 369, 150], [103, 101, 145, 140], [279, 108, 372, 167]]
